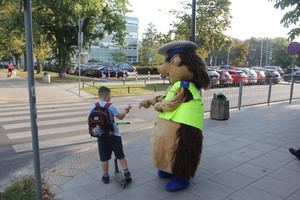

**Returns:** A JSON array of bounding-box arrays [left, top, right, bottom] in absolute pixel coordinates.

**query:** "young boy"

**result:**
[[87, 86, 132, 184]]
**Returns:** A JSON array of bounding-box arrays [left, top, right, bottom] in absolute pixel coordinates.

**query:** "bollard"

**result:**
[[101, 71, 104, 78], [43, 72, 51, 83], [159, 74, 162, 79], [148, 71, 150, 80], [135, 71, 138, 80], [108, 71, 110, 79], [116, 72, 118, 80]]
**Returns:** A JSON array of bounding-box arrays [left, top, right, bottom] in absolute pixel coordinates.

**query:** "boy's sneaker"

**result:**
[[102, 175, 109, 184], [124, 172, 132, 183]]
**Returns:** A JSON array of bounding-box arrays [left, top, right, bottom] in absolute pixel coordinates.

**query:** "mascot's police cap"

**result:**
[[158, 41, 198, 57]]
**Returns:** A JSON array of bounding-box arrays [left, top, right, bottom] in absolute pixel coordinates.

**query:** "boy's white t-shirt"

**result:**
[[87, 101, 121, 136]]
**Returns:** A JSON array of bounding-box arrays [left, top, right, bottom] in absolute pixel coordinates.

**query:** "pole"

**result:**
[[23, 0, 42, 199], [191, 0, 196, 42], [78, 18, 84, 97], [289, 56, 296, 104], [260, 38, 263, 67]]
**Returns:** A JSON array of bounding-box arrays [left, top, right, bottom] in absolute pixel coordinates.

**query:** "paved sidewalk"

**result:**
[[51, 102, 300, 200], [1, 72, 300, 199]]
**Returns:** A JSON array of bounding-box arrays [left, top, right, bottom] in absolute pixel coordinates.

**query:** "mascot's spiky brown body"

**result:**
[[139, 41, 210, 191]]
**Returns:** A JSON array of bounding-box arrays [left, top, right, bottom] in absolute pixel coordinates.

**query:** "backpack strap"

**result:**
[[104, 103, 112, 108], [95, 102, 100, 107]]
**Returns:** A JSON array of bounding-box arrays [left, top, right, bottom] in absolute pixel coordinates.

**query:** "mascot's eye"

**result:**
[[166, 56, 172, 63]]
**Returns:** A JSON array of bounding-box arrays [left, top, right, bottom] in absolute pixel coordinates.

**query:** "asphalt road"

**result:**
[[0, 94, 158, 190]]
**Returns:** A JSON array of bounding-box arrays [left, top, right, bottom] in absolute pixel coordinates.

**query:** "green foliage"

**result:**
[[270, 0, 300, 40], [173, 0, 232, 58], [0, 2, 25, 69], [31, 0, 130, 77], [110, 49, 127, 63], [230, 39, 250, 66], [0, 176, 54, 200], [138, 23, 165, 66]]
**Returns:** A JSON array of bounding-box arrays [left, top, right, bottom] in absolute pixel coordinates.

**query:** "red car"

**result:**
[[226, 70, 248, 84], [255, 70, 266, 84], [217, 70, 233, 85]]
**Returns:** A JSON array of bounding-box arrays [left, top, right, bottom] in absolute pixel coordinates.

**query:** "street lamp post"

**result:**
[[78, 18, 84, 97]]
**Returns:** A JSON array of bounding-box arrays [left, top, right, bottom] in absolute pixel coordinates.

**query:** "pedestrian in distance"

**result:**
[[7, 62, 14, 77], [87, 86, 132, 184], [289, 147, 300, 160]]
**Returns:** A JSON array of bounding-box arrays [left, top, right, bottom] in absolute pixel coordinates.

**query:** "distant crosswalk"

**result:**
[[0, 99, 147, 153]]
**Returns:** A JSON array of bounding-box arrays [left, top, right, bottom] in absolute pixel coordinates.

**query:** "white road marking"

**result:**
[[7, 124, 87, 139], [3, 117, 85, 129]]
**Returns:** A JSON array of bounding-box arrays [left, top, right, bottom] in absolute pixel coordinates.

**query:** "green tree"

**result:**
[[230, 39, 250, 66], [270, 0, 300, 41], [0, 2, 25, 70], [269, 37, 294, 68], [173, 0, 232, 58], [110, 48, 127, 63], [138, 23, 164, 66], [32, 0, 130, 77]]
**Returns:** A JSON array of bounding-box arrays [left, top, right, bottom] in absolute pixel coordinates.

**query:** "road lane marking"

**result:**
[[0, 110, 87, 122], [7, 124, 87, 139], [3, 117, 85, 129]]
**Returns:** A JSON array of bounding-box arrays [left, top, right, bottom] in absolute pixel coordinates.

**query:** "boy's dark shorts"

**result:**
[[97, 136, 125, 162], [8, 68, 12, 72]]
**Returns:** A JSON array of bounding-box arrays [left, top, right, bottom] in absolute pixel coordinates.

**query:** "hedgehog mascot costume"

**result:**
[[139, 41, 210, 191]]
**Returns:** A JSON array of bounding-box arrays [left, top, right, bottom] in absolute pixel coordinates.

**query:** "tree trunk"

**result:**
[[36, 60, 43, 74]]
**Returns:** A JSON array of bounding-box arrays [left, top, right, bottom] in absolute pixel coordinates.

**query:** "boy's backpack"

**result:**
[[88, 102, 114, 138]]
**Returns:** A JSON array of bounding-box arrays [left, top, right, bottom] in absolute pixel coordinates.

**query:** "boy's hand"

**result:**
[[124, 104, 132, 113]]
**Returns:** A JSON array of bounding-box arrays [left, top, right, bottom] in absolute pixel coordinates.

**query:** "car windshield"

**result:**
[[249, 70, 256, 75], [237, 72, 246, 76], [218, 71, 229, 75]]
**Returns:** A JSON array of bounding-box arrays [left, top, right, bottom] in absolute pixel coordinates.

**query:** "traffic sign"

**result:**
[[287, 42, 300, 55]]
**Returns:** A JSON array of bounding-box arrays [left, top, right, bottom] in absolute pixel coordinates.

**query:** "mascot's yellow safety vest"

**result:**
[[158, 80, 204, 130]]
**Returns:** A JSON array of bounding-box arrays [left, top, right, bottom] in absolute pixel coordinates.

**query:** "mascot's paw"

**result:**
[[154, 102, 163, 112], [158, 170, 175, 179], [165, 178, 190, 191], [139, 100, 151, 109]]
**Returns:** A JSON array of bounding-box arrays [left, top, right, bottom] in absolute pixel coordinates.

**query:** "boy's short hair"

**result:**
[[98, 86, 111, 98]]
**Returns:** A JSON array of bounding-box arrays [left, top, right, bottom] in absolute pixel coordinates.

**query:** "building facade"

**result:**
[[88, 16, 138, 64]]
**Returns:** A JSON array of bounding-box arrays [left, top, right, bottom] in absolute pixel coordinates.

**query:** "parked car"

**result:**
[[284, 68, 300, 75], [115, 63, 136, 72], [85, 65, 99, 76], [68, 64, 77, 75], [263, 66, 284, 75], [262, 69, 281, 84], [226, 70, 248, 84], [241, 68, 257, 84], [74, 65, 91, 76], [255, 70, 266, 84], [207, 68, 220, 85], [93, 66, 129, 78], [217, 70, 233, 85], [283, 71, 300, 82]]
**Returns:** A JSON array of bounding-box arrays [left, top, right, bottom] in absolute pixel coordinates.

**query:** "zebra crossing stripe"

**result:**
[[0, 99, 88, 109], [6, 124, 87, 139], [12, 135, 94, 153], [0, 102, 90, 112], [0, 110, 87, 122], [3, 117, 85, 130], [0, 106, 87, 117]]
